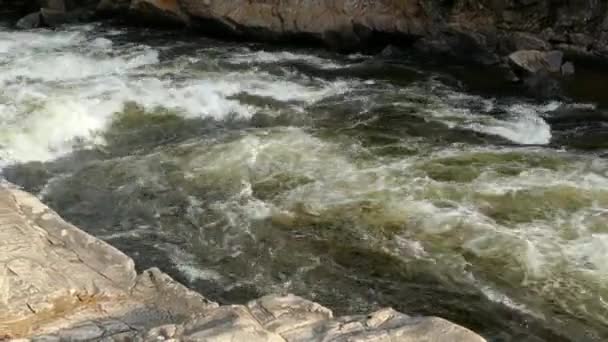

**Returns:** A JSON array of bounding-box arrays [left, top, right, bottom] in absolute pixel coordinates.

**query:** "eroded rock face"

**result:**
[[92, 0, 608, 60], [0, 183, 487, 341]]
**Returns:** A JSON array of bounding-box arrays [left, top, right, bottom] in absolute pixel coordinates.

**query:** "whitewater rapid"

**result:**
[[1, 23, 606, 342], [0, 24, 556, 165]]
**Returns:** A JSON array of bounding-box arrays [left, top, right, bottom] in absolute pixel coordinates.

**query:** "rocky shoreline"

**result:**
[[0, 182, 486, 341], [8, 0, 608, 101]]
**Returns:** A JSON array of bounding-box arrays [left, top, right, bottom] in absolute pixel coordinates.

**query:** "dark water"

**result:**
[[1, 23, 607, 341]]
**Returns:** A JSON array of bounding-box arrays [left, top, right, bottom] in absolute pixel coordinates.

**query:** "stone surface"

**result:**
[[561, 61, 576, 76], [40, 8, 87, 27], [91, 0, 608, 63], [0, 182, 487, 341], [508, 49, 564, 75], [509, 32, 552, 51], [15, 12, 41, 29], [130, 0, 190, 26], [0, 182, 215, 339]]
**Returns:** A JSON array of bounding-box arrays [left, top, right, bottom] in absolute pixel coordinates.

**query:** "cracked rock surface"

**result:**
[[0, 183, 486, 341]]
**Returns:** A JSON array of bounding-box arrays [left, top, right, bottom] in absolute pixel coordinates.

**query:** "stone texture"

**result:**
[[509, 32, 552, 51], [90, 0, 608, 63], [0, 182, 215, 339], [15, 12, 41, 29], [562, 61, 576, 76], [130, 0, 190, 26], [0, 182, 486, 342], [508, 49, 564, 75]]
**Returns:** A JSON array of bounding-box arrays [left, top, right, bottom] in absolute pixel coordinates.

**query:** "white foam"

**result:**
[[0, 27, 354, 164], [401, 83, 554, 145], [0, 30, 84, 55], [227, 49, 346, 69], [468, 106, 552, 145]]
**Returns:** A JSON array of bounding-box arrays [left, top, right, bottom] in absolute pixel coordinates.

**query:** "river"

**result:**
[[1, 22, 607, 342]]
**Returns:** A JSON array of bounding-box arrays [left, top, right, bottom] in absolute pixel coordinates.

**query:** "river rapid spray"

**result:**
[[1, 22, 607, 342]]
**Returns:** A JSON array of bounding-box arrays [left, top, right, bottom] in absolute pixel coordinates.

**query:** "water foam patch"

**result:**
[[0, 26, 354, 164], [397, 82, 555, 145], [227, 49, 347, 69]]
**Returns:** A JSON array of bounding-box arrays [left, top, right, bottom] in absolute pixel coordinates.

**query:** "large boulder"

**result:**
[[175, 0, 430, 50], [508, 49, 564, 74], [506, 49, 577, 98], [0, 183, 487, 342]]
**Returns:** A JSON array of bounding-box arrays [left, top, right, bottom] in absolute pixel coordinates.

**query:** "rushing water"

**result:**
[[1, 22, 607, 342]]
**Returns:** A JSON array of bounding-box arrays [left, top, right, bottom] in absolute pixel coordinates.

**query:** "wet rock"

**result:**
[[506, 49, 571, 98], [544, 50, 564, 73], [130, 0, 191, 26], [523, 70, 562, 99], [97, 0, 131, 15], [379, 44, 407, 59], [415, 27, 501, 65], [561, 61, 575, 76], [16, 12, 41, 29], [509, 32, 552, 51], [40, 8, 83, 27], [508, 50, 563, 75], [174, 0, 428, 51]]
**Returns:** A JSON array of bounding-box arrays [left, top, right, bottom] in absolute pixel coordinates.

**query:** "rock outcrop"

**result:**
[[89, 0, 608, 97], [92, 0, 608, 61], [0, 182, 486, 341]]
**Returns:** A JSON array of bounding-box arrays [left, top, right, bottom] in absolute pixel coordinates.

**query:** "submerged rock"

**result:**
[[0, 182, 487, 341], [15, 12, 42, 29], [561, 61, 575, 76]]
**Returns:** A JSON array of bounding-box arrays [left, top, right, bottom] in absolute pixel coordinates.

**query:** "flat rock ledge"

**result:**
[[0, 182, 486, 342]]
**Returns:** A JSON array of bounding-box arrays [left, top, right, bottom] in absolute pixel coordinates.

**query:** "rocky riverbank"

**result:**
[[13, 0, 608, 60], [8, 0, 608, 101], [0, 182, 486, 341]]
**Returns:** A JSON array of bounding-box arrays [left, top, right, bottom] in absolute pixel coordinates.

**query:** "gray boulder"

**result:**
[[508, 49, 564, 75]]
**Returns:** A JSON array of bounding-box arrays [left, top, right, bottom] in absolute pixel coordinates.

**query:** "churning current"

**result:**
[[1, 22, 607, 342]]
